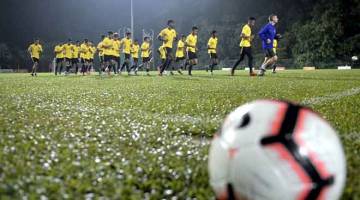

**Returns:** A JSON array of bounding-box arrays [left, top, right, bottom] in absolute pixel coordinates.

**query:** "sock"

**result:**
[[261, 63, 267, 70]]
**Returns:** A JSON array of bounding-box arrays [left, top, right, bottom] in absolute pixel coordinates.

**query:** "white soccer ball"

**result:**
[[351, 56, 358, 62], [208, 100, 346, 200]]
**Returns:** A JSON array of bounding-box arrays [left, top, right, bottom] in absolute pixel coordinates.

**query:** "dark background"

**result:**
[[0, 0, 359, 71]]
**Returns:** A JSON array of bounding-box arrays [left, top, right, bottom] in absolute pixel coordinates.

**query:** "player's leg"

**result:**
[[31, 58, 39, 76], [176, 58, 183, 75], [231, 48, 246, 76], [244, 48, 255, 76], [259, 49, 277, 76]]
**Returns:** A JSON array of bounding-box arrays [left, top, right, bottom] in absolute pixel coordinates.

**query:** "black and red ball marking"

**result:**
[[261, 102, 334, 200]]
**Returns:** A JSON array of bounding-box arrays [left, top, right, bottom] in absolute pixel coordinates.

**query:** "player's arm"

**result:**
[[241, 26, 251, 40], [258, 25, 271, 44], [157, 31, 164, 42], [27, 46, 32, 55], [208, 40, 215, 50], [185, 37, 195, 48]]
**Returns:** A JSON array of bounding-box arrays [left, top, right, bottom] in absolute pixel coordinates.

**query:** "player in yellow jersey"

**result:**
[[79, 39, 90, 76], [186, 26, 199, 76], [87, 42, 96, 75], [119, 32, 132, 75], [231, 17, 256, 76], [140, 37, 151, 75], [207, 31, 219, 75], [54, 43, 64, 76], [113, 33, 121, 74], [97, 35, 105, 75], [27, 39, 43, 76], [63, 39, 74, 75], [102, 31, 116, 76], [158, 19, 177, 76], [72, 41, 81, 75], [175, 35, 186, 74], [130, 39, 140, 75]]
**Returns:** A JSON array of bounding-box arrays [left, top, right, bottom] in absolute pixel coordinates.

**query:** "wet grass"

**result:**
[[0, 70, 359, 199]]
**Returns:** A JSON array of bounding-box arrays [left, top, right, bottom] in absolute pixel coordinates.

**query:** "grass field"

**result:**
[[0, 70, 359, 199]]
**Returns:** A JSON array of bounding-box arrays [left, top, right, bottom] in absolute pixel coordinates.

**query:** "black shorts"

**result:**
[[32, 57, 39, 63], [142, 57, 150, 63], [72, 58, 79, 64], [56, 58, 64, 64], [165, 47, 172, 57], [210, 53, 218, 59], [264, 49, 276, 58], [81, 58, 90, 63], [187, 51, 197, 60], [64, 58, 72, 63], [104, 55, 113, 62], [124, 53, 131, 60], [89, 59, 94, 63], [176, 57, 185, 62], [133, 58, 139, 63]]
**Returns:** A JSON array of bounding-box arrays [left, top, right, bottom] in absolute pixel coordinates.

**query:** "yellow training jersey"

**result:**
[[175, 40, 185, 58], [63, 43, 73, 59], [158, 28, 177, 48], [208, 37, 218, 54], [186, 34, 197, 53], [112, 39, 121, 57], [131, 44, 140, 58], [72, 45, 80, 59], [80, 43, 89, 59], [158, 46, 166, 60], [240, 24, 252, 47], [54, 45, 64, 59], [102, 37, 114, 56], [97, 42, 104, 56], [121, 38, 132, 54], [141, 42, 150, 58], [273, 39, 278, 54], [28, 43, 43, 59]]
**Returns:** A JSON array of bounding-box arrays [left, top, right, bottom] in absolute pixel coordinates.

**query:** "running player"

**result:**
[[207, 30, 218, 75], [186, 26, 199, 76], [231, 17, 256, 76], [63, 39, 73, 75], [258, 14, 279, 76], [175, 35, 186, 74], [72, 41, 80, 75], [130, 39, 140, 75], [102, 31, 116, 76], [113, 33, 121, 74], [80, 39, 90, 76], [88, 42, 96, 74], [158, 20, 177, 76], [141, 37, 151, 76], [97, 35, 105, 75], [27, 39, 43, 76], [54, 43, 64, 76], [119, 32, 132, 75]]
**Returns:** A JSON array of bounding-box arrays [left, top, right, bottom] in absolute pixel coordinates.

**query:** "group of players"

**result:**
[[27, 14, 280, 77]]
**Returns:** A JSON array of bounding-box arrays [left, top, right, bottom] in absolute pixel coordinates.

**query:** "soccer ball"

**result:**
[[351, 56, 358, 62], [208, 100, 346, 200]]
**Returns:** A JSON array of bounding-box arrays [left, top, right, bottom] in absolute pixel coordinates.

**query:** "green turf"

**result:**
[[0, 70, 359, 199]]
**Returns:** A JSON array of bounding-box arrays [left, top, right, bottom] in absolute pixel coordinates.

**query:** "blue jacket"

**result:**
[[258, 23, 277, 49]]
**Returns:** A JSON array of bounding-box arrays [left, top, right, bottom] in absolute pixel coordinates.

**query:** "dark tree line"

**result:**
[[0, 0, 359, 71]]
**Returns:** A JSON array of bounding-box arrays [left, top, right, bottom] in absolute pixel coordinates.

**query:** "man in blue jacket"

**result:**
[[258, 14, 279, 76]]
